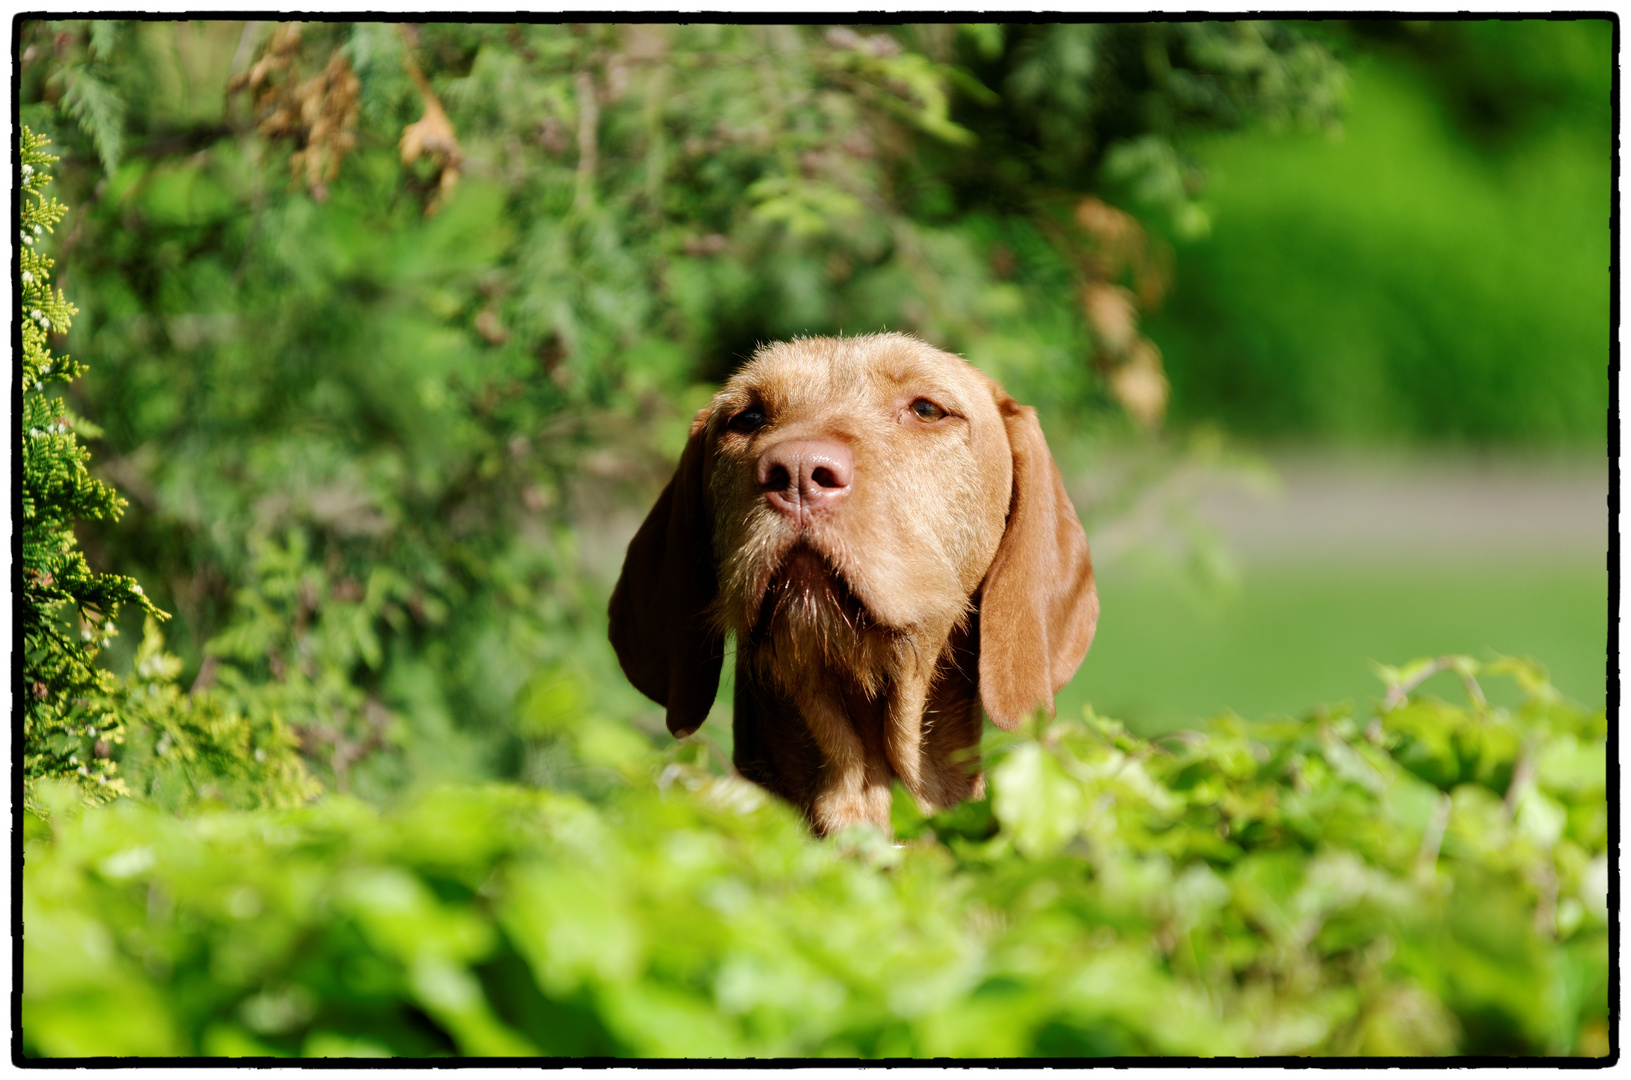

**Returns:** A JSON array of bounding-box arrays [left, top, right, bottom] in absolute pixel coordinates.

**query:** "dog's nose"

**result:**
[[757, 438, 853, 520]]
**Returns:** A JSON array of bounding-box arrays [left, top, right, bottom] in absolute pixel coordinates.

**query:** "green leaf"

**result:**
[[990, 742, 1084, 859], [57, 66, 125, 175]]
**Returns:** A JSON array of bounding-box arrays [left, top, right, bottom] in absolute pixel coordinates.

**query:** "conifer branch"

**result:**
[[19, 125, 164, 812]]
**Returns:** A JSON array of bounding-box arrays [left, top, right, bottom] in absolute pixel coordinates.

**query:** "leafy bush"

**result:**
[[97, 615, 321, 812], [22, 659, 1607, 1058]]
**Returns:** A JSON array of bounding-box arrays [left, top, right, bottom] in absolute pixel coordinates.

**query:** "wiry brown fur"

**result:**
[[609, 333, 1099, 835]]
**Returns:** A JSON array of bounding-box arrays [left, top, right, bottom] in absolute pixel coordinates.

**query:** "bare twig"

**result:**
[[1503, 740, 1537, 818], [574, 68, 599, 213], [229, 20, 262, 78], [1415, 791, 1452, 878], [1382, 656, 1486, 712], [1532, 862, 1559, 941], [188, 655, 218, 696]]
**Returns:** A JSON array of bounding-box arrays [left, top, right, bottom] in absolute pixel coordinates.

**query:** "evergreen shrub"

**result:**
[[20, 126, 165, 811]]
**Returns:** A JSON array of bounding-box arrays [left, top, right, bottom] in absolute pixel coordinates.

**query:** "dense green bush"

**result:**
[[22, 659, 1607, 1058]]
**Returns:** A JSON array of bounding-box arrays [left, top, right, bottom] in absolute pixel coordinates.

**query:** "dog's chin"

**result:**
[[738, 541, 879, 674], [751, 544, 865, 637], [776, 543, 831, 592]]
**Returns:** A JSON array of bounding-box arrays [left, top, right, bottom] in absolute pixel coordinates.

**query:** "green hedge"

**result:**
[[22, 657, 1608, 1059]]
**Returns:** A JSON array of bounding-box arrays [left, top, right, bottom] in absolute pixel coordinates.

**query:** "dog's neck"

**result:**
[[729, 615, 985, 836]]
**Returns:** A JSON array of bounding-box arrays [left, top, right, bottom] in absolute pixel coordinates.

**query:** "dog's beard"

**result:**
[[753, 544, 865, 650], [738, 543, 899, 696]]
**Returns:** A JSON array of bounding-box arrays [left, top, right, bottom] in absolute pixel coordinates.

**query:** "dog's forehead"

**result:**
[[728, 335, 987, 414]]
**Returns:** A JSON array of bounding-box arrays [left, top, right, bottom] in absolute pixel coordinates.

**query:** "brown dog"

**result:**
[[610, 333, 1098, 834]]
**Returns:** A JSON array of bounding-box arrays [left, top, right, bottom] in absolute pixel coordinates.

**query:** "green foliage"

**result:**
[[992, 23, 1346, 237], [18, 126, 160, 811], [19, 124, 315, 816], [47, 19, 128, 174], [22, 660, 1607, 1058], [101, 616, 321, 812]]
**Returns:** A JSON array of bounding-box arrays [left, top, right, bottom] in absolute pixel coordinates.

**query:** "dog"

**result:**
[[610, 333, 1098, 835]]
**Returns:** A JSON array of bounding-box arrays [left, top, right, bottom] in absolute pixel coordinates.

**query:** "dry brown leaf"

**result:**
[[1082, 282, 1139, 355], [227, 24, 359, 201], [1075, 196, 1134, 247], [474, 306, 510, 346], [397, 25, 464, 216], [1108, 337, 1169, 429]]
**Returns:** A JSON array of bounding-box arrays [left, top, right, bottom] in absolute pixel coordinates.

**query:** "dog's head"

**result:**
[[609, 333, 1098, 737]]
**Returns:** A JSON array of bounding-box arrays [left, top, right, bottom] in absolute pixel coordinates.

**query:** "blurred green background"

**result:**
[[1086, 20, 1609, 728], [20, 18, 1608, 791]]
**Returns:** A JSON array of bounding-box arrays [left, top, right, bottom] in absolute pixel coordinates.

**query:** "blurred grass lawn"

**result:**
[[1066, 557, 1607, 735]]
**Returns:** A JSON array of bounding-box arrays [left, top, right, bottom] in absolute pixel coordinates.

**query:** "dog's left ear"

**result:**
[[608, 407, 723, 738], [977, 397, 1099, 730]]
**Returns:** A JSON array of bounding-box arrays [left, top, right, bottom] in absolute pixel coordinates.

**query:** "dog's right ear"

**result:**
[[608, 407, 723, 738]]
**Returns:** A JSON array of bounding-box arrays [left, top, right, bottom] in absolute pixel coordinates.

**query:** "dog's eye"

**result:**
[[727, 406, 767, 433], [910, 398, 947, 422]]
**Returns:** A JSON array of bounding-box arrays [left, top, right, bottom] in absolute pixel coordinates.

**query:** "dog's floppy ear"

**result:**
[[977, 397, 1099, 730], [609, 407, 723, 738]]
